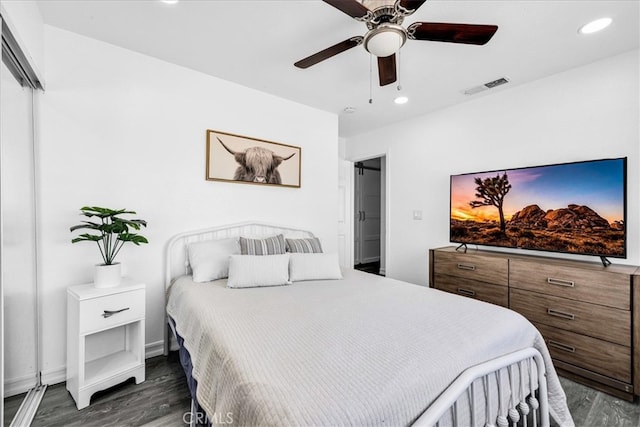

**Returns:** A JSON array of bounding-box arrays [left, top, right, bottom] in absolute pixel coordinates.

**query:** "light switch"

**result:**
[[413, 210, 423, 220]]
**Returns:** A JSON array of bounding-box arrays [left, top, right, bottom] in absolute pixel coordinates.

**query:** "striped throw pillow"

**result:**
[[239, 234, 286, 255], [285, 237, 323, 253]]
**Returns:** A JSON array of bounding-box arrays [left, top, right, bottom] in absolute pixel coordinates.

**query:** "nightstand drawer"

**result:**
[[434, 273, 508, 307], [535, 322, 631, 383], [433, 251, 508, 286], [79, 289, 145, 334], [510, 259, 630, 309], [511, 288, 630, 346]]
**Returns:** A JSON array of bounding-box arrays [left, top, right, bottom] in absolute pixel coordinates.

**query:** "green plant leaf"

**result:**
[[70, 206, 148, 263], [80, 206, 136, 218], [118, 233, 149, 245], [71, 233, 103, 243], [69, 221, 102, 232]]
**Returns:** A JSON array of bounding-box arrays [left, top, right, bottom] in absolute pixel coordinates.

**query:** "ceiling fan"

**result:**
[[294, 0, 498, 86]]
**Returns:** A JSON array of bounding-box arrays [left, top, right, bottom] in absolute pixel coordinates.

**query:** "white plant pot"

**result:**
[[94, 263, 122, 288]]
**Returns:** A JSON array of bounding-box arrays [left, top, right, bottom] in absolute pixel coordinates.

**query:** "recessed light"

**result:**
[[343, 107, 356, 114], [161, 0, 179, 4], [394, 96, 408, 105], [579, 17, 612, 34]]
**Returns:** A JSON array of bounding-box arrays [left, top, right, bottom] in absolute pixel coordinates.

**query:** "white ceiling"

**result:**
[[36, 0, 639, 137]]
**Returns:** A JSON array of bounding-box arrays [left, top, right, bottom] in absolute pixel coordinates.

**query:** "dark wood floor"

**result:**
[[559, 377, 640, 427], [4, 353, 640, 426], [4, 353, 191, 427]]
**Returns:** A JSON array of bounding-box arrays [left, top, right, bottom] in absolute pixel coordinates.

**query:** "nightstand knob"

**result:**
[[102, 308, 130, 318]]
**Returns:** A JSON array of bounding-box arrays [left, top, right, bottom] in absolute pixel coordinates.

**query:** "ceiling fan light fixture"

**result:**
[[364, 23, 407, 57]]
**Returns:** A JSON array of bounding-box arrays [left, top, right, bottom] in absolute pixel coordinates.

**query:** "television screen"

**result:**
[[450, 158, 627, 259]]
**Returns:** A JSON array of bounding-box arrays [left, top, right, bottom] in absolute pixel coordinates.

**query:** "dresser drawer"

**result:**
[[511, 288, 630, 346], [535, 322, 631, 383], [433, 251, 508, 286], [434, 273, 508, 307], [510, 259, 630, 309], [79, 289, 145, 334]]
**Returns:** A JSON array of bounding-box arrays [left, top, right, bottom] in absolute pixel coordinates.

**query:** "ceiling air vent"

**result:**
[[462, 76, 510, 95]]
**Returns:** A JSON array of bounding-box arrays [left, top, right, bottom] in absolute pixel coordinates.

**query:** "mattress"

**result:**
[[167, 268, 573, 426]]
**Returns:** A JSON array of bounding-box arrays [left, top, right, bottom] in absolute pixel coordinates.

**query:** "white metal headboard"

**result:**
[[164, 221, 315, 290], [164, 221, 315, 354]]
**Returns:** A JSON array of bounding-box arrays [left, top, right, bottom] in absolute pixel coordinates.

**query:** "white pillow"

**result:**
[[188, 238, 240, 283], [227, 254, 291, 288], [289, 252, 343, 282]]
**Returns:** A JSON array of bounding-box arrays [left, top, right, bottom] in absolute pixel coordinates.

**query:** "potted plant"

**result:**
[[70, 206, 148, 288]]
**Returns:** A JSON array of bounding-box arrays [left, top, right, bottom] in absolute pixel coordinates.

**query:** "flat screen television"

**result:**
[[450, 157, 627, 263]]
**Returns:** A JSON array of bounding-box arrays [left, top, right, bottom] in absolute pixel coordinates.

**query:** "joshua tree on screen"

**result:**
[[469, 173, 512, 233]]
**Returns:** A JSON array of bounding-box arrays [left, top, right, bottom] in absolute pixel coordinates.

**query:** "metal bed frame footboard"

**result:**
[[414, 347, 549, 427], [164, 222, 551, 427]]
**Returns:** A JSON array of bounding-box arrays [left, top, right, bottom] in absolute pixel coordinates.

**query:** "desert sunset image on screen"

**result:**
[[450, 158, 626, 257]]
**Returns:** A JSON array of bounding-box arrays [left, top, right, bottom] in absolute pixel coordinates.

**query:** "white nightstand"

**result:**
[[66, 278, 146, 410]]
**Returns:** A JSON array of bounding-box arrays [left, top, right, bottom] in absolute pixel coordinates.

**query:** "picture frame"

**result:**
[[206, 129, 301, 188]]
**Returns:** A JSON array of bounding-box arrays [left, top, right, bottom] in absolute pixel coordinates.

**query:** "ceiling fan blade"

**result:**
[[323, 0, 371, 19], [407, 22, 498, 45], [294, 36, 363, 69], [395, 0, 428, 15], [377, 54, 397, 86]]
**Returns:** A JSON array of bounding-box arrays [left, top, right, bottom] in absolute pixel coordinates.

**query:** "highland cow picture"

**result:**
[[450, 158, 626, 258], [206, 130, 301, 188]]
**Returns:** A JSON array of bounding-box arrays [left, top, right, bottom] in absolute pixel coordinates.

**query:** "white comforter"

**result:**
[[167, 269, 573, 426]]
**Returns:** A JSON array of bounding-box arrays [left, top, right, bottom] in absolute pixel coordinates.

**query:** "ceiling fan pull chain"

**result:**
[[369, 53, 373, 104], [397, 49, 402, 92]]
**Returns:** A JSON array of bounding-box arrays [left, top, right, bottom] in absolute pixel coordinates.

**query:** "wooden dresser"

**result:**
[[430, 249, 509, 307], [429, 246, 640, 400]]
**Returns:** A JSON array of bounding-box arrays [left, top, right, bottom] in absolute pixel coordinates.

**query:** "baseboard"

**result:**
[[145, 340, 164, 358], [3, 373, 37, 397], [42, 366, 66, 387], [3, 370, 61, 397], [5, 341, 167, 395]]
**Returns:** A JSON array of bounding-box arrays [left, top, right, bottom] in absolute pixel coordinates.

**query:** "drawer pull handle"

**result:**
[[457, 288, 476, 297], [547, 308, 575, 320], [102, 308, 130, 318], [548, 340, 576, 353], [547, 277, 575, 287], [457, 263, 476, 271]]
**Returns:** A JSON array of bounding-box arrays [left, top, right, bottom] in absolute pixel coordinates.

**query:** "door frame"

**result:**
[[348, 151, 390, 276]]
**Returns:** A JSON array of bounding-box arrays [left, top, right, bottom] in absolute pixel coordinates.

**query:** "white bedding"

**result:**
[[167, 269, 573, 426]]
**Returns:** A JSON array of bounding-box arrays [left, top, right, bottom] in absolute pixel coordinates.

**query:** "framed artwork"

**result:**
[[206, 129, 301, 188]]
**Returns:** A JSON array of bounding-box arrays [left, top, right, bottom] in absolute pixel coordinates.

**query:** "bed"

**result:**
[[164, 222, 574, 427]]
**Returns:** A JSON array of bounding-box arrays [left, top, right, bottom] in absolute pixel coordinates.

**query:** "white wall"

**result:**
[[337, 138, 354, 268], [346, 49, 640, 286], [36, 26, 339, 384]]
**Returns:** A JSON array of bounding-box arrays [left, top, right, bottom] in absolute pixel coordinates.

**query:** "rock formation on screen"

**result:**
[[509, 204, 611, 230]]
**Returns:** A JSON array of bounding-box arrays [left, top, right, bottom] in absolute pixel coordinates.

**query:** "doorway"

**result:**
[[354, 156, 385, 276]]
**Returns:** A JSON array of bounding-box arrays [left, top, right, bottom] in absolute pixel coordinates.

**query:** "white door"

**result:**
[[354, 158, 381, 265]]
